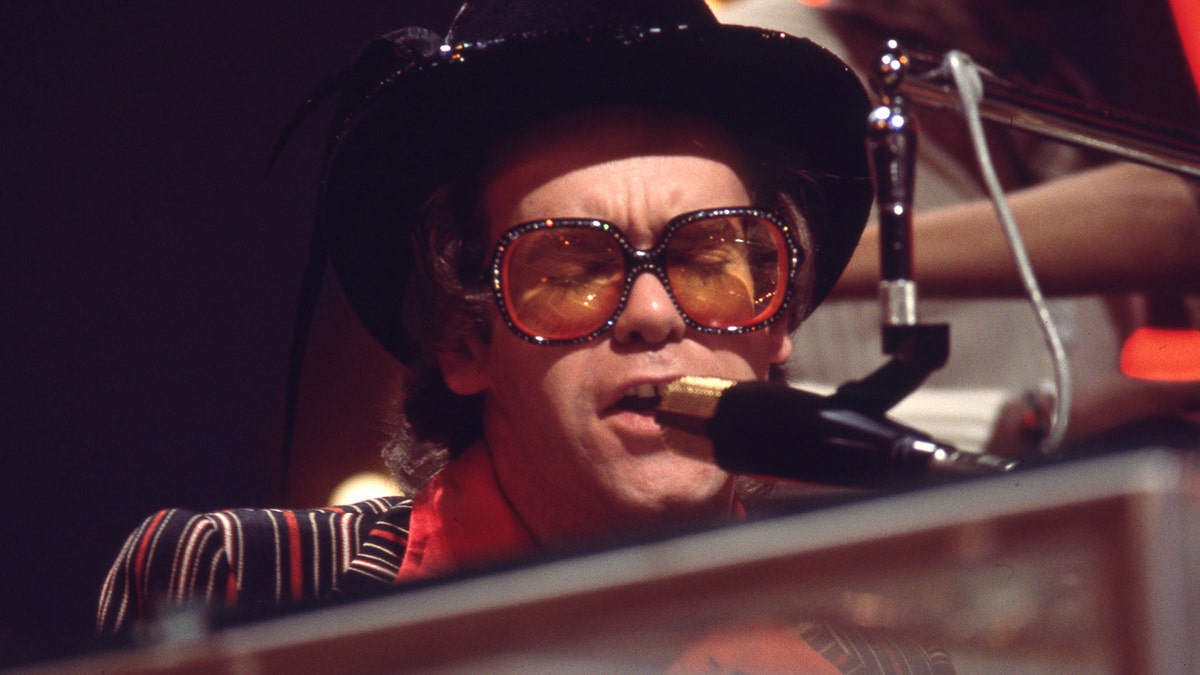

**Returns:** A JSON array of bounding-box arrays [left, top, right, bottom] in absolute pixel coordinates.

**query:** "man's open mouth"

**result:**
[[614, 383, 663, 413]]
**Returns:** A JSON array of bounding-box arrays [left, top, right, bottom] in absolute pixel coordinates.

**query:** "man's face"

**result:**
[[439, 111, 794, 545]]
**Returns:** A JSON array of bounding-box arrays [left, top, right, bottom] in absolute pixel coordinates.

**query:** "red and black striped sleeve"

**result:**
[[97, 497, 411, 636]]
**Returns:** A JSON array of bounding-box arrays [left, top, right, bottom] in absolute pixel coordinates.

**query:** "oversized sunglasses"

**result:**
[[487, 207, 803, 345]]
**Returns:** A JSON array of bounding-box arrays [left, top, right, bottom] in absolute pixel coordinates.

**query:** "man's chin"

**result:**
[[611, 471, 736, 521]]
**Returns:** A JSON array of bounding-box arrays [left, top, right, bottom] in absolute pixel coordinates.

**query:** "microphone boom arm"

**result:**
[[898, 45, 1200, 179]]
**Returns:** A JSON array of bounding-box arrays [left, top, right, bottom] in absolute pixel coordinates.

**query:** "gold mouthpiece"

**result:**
[[655, 376, 737, 461]]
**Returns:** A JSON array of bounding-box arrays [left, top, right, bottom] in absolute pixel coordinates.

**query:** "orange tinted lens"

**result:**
[[666, 215, 787, 328], [502, 227, 625, 339]]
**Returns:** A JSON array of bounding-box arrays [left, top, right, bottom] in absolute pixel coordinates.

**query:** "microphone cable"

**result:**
[[942, 50, 1074, 454]]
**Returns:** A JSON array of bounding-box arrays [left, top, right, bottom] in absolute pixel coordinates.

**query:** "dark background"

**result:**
[[1, 0, 1196, 665], [0, 1, 461, 662]]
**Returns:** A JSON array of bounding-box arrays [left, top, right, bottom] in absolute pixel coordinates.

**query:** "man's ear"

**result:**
[[768, 325, 793, 366], [437, 338, 490, 395]]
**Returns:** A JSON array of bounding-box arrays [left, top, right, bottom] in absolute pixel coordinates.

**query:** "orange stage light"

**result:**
[[1120, 326, 1200, 381]]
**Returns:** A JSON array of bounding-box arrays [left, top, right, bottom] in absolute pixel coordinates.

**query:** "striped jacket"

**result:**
[[96, 495, 955, 674], [97, 496, 412, 636]]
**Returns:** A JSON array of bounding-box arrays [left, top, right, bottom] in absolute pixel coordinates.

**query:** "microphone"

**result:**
[[655, 376, 1017, 487]]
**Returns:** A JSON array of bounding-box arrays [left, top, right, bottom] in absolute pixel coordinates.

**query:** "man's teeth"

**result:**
[[623, 383, 660, 399]]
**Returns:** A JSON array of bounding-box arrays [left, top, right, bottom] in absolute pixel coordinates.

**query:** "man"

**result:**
[[99, 0, 894, 658]]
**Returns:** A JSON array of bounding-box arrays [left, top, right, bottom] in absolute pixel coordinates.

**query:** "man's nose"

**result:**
[[611, 272, 687, 345]]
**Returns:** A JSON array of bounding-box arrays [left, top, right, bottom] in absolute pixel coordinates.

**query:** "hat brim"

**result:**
[[322, 24, 873, 364]]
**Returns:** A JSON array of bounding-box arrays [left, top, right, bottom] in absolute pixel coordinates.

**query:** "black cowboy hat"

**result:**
[[320, 0, 873, 364]]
